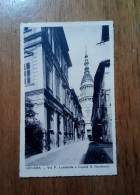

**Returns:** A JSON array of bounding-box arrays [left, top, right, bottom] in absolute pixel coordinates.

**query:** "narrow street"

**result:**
[[26, 140, 113, 166]]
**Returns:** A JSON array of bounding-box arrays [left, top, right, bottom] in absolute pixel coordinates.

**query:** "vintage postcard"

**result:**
[[20, 21, 117, 177]]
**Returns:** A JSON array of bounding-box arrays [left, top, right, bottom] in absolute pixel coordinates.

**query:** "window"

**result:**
[[24, 62, 31, 85], [64, 64, 68, 80], [55, 75, 60, 99], [62, 88, 65, 104], [54, 42, 59, 59], [54, 40, 61, 65], [61, 55, 66, 72], [60, 53, 63, 68], [46, 67, 53, 90]]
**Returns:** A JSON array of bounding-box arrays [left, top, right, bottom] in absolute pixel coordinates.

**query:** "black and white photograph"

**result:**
[[20, 21, 117, 177]]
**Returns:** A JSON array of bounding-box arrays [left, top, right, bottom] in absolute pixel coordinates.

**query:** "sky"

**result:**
[[63, 25, 111, 96]]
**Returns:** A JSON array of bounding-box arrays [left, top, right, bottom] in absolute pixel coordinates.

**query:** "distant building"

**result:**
[[79, 52, 94, 139], [70, 89, 85, 141], [24, 27, 84, 155], [91, 60, 112, 143]]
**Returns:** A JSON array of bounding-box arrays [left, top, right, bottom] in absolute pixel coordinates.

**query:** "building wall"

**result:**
[[24, 28, 44, 92], [101, 68, 112, 142], [91, 60, 112, 143], [24, 27, 84, 155]]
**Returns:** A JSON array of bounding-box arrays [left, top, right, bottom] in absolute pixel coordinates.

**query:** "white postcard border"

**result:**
[[20, 21, 117, 177]]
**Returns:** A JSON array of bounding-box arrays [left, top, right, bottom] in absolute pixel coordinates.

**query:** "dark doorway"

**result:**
[[57, 114, 61, 147]]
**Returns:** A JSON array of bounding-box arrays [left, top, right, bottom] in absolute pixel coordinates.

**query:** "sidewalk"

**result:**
[[26, 140, 90, 166]]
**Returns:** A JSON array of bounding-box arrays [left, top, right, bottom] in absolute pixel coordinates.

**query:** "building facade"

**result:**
[[79, 52, 94, 139], [24, 27, 84, 156], [91, 60, 112, 143]]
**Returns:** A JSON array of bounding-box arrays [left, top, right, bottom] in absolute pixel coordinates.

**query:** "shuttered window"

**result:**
[[24, 62, 31, 85]]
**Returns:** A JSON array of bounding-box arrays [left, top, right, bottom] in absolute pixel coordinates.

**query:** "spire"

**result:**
[[81, 49, 93, 85], [84, 49, 89, 73], [80, 49, 94, 85]]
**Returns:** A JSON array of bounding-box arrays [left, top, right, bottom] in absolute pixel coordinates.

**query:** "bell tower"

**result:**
[[79, 51, 94, 139]]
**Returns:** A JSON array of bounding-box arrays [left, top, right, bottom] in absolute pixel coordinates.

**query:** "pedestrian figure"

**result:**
[[81, 130, 85, 141]]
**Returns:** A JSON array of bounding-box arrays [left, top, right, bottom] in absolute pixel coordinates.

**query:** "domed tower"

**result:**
[[79, 51, 94, 139]]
